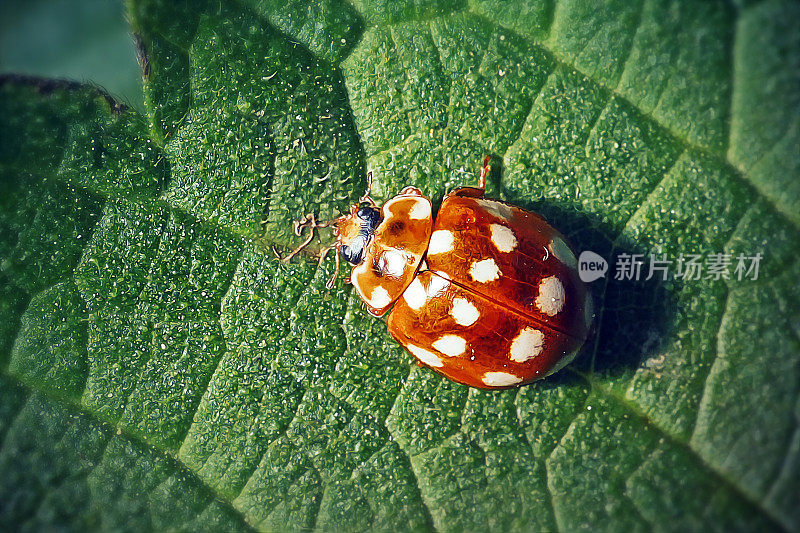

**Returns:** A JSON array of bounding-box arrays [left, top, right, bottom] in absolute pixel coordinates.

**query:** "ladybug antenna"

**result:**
[[479, 156, 491, 192], [360, 171, 377, 207], [281, 213, 333, 263]]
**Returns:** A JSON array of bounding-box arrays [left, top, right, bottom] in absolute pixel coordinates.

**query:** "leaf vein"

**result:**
[[0, 372, 257, 531], [589, 377, 789, 530], [462, 12, 798, 232], [387, 433, 441, 533], [543, 389, 591, 533], [613, 0, 646, 92], [764, 393, 800, 505], [426, 20, 455, 135], [501, 60, 558, 159]]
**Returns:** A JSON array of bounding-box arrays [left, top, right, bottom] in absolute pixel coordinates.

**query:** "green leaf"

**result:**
[[1, 0, 798, 531]]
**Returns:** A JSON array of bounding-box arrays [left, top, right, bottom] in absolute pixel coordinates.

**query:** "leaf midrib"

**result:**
[[134, 0, 797, 233], [362, 7, 796, 231], [0, 373, 258, 532], [577, 372, 790, 532]]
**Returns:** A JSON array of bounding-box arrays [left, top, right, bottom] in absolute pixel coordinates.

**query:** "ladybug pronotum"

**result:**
[[286, 158, 593, 389]]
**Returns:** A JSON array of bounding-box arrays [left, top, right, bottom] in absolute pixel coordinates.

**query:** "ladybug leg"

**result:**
[[478, 155, 490, 194], [319, 243, 342, 289], [281, 213, 332, 262]]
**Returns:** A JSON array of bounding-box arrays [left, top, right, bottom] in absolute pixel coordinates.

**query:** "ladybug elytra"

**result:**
[[285, 158, 593, 389]]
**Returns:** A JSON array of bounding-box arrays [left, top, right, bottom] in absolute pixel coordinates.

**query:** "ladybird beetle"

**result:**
[[285, 158, 593, 389]]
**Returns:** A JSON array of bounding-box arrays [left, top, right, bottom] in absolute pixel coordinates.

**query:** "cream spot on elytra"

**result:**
[[482, 371, 522, 387], [428, 230, 454, 255], [451, 297, 480, 326], [490, 223, 517, 253], [470, 258, 501, 283], [509, 327, 544, 362], [426, 273, 450, 297], [549, 237, 577, 269], [536, 276, 565, 316], [432, 335, 467, 357], [380, 249, 407, 278], [370, 286, 392, 309], [408, 199, 431, 220], [403, 278, 427, 311], [407, 344, 443, 367]]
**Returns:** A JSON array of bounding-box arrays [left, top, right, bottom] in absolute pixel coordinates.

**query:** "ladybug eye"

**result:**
[[340, 236, 367, 265], [340, 245, 363, 265], [356, 206, 381, 232]]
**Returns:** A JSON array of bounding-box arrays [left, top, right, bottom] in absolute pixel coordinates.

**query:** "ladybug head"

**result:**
[[335, 201, 382, 265]]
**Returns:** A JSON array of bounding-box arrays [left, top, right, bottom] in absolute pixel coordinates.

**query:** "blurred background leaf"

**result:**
[[0, 0, 143, 110]]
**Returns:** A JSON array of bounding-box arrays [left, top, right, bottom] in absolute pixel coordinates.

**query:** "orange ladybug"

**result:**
[[285, 158, 593, 389]]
